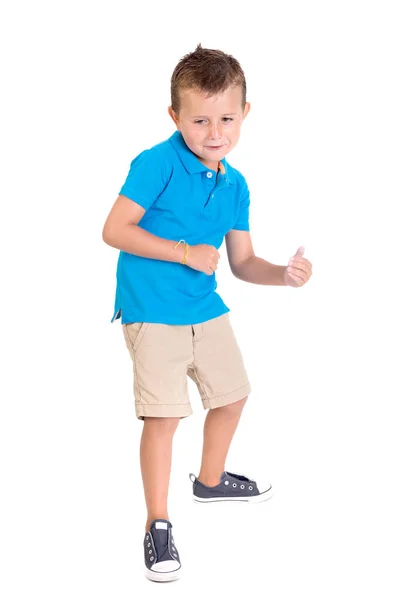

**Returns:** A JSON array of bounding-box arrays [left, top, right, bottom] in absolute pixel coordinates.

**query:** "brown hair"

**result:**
[[170, 43, 247, 114]]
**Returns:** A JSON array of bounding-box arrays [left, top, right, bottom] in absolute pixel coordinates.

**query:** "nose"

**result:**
[[209, 122, 222, 139]]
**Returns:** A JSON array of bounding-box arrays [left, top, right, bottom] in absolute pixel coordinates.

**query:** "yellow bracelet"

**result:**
[[182, 243, 189, 265], [173, 239, 189, 265]]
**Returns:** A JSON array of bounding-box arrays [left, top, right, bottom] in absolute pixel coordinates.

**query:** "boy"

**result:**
[[102, 43, 312, 582]]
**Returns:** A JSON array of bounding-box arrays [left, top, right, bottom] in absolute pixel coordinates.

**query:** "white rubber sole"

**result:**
[[193, 487, 273, 504], [145, 565, 181, 582]]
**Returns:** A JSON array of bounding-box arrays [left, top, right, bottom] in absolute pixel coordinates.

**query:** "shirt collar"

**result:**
[[169, 130, 237, 185]]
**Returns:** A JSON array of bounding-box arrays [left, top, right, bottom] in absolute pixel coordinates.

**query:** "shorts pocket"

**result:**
[[122, 322, 151, 352]]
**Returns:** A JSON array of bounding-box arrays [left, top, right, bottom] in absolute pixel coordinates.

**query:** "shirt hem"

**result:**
[[111, 306, 230, 326]]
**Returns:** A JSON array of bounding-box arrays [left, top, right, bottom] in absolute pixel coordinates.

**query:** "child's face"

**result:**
[[168, 85, 250, 170]]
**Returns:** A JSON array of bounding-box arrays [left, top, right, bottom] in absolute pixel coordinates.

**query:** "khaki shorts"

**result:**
[[122, 312, 251, 420]]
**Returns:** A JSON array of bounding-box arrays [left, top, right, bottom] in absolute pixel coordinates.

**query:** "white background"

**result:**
[[1, 0, 399, 597]]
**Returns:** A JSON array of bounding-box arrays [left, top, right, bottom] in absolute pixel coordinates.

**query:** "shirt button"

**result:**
[[206, 172, 213, 178], [211, 194, 214, 198]]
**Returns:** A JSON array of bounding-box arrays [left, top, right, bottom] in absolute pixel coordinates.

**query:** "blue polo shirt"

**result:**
[[110, 130, 251, 325]]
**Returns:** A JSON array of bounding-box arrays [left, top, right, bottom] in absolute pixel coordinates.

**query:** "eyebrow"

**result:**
[[191, 113, 238, 118]]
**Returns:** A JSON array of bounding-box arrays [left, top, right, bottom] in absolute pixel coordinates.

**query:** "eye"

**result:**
[[194, 118, 233, 124]]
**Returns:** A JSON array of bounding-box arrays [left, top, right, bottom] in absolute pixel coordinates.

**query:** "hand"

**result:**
[[186, 244, 220, 276], [283, 246, 313, 287]]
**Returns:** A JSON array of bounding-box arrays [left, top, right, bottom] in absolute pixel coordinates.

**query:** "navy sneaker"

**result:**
[[143, 518, 181, 582], [189, 471, 273, 503]]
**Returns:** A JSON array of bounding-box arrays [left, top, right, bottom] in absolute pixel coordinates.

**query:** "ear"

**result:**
[[243, 102, 251, 120], [168, 106, 180, 129]]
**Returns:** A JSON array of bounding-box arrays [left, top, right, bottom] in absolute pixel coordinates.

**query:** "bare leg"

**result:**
[[197, 397, 248, 487], [140, 416, 180, 532]]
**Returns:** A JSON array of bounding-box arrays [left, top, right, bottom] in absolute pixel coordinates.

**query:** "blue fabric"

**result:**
[[111, 130, 251, 325]]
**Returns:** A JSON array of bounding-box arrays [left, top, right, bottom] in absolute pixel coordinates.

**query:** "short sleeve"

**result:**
[[232, 177, 251, 231], [119, 147, 171, 210]]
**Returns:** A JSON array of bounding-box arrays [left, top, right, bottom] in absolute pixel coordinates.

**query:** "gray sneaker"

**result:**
[[189, 471, 273, 503], [143, 518, 181, 582]]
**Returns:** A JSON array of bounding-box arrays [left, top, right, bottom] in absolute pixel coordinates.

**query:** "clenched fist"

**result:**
[[283, 246, 313, 287], [186, 244, 220, 276]]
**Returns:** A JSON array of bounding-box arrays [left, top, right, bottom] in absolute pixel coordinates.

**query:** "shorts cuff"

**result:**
[[135, 403, 193, 421], [202, 382, 251, 410]]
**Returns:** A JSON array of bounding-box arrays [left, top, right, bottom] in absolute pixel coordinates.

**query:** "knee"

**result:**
[[234, 396, 248, 409], [143, 416, 180, 434], [218, 396, 248, 414], [232, 395, 248, 407]]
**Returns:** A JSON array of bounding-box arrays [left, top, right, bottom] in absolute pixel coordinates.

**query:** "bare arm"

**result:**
[[102, 194, 185, 263], [233, 257, 287, 285], [225, 229, 287, 285]]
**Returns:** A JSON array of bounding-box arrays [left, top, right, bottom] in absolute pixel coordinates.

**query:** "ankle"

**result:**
[[145, 514, 170, 532], [197, 471, 223, 487]]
